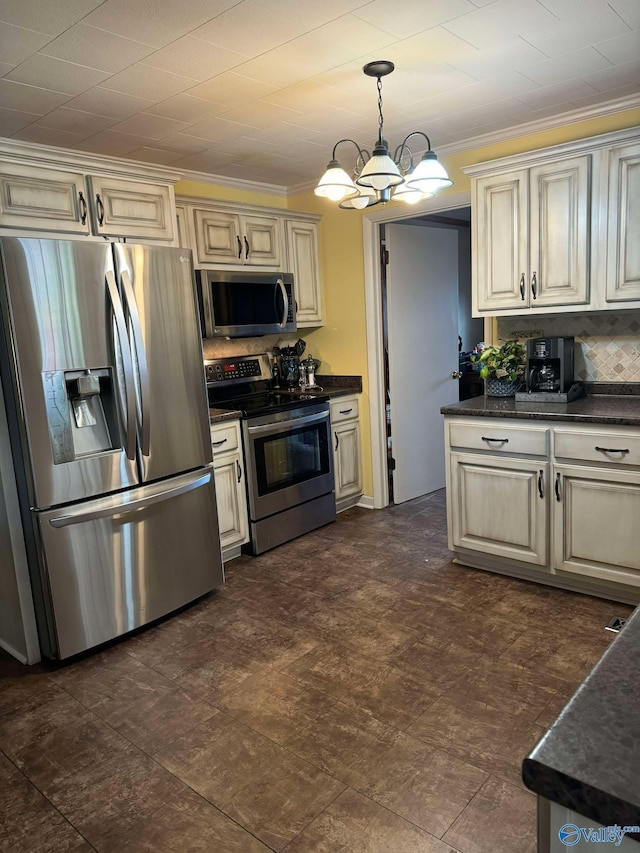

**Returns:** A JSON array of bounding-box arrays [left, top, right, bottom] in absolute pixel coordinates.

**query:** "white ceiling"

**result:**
[[0, 0, 638, 189]]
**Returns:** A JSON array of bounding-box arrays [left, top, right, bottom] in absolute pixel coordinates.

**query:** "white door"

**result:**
[[386, 223, 459, 503]]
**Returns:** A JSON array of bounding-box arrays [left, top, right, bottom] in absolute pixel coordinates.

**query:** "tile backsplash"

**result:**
[[498, 311, 640, 382]]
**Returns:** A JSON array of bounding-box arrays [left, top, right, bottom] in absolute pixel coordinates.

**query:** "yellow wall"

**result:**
[[176, 109, 640, 501]]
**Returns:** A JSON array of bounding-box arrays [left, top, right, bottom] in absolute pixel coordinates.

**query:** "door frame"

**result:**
[[363, 190, 490, 508]]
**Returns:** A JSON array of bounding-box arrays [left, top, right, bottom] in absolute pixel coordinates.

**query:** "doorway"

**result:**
[[363, 191, 491, 509]]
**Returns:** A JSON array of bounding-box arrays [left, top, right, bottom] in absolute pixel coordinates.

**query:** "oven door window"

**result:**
[[253, 421, 330, 495]]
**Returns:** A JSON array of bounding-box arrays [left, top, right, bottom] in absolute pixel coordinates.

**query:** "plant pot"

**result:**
[[485, 377, 519, 397]]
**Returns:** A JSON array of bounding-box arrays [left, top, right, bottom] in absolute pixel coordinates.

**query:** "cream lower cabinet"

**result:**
[[445, 415, 640, 603], [210, 421, 249, 561], [331, 395, 362, 511]]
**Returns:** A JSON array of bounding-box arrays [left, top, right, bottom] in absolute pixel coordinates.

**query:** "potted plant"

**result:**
[[472, 340, 526, 397]]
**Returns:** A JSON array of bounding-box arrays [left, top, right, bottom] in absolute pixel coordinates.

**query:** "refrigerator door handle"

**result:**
[[48, 469, 213, 528], [119, 268, 151, 456], [105, 269, 136, 461]]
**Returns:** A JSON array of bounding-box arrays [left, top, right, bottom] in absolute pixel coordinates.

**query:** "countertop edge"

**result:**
[[440, 394, 640, 427]]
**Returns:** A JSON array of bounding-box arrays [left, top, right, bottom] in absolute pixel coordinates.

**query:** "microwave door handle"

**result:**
[[276, 278, 288, 328], [105, 270, 136, 461], [119, 268, 151, 456]]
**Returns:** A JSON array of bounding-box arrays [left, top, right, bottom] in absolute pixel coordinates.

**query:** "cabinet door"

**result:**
[[286, 219, 323, 326], [553, 464, 640, 587], [0, 164, 90, 235], [194, 209, 242, 265], [529, 156, 590, 307], [241, 214, 281, 267], [605, 142, 640, 302], [449, 452, 548, 565], [333, 420, 362, 502], [213, 453, 249, 554], [87, 176, 174, 241], [474, 170, 528, 311]]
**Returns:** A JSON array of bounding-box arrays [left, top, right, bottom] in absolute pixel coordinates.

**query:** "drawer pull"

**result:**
[[555, 472, 561, 502], [339, 408, 353, 415], [212, 438, 228, 447], [481, 436, 509, 444], [595, 446, 629, 455], [538, 469, 544, 499]]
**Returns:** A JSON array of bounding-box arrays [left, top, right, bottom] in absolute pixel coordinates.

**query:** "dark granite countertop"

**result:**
[[522, 605, 640, 832], [441, 393, 640, 427], [209, 376, 362, 425]]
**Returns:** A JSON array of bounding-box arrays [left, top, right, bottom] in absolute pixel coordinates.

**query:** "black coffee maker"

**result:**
[[516, 336, 583, 402]]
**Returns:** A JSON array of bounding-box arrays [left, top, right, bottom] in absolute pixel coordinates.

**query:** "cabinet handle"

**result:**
[[595, 446, 629, 455], [334, 432, 339, 451], [212, 438, 228, 448], [555, 472, 561, 502], [531, 271, 537, 300], [236, 235, 242, 258], [95, 193, 105, 226], [538, 469, 544, 498], [481, 436, 509, 444], [244, 235, 250, 259], [78, 191, 88, 225], [519, 273, 525, 300], [236, 459, 242, 482], [339, 408, 353, 415]]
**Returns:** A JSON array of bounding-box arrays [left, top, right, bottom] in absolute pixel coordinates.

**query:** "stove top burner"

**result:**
[[211, 390, 329, 418]]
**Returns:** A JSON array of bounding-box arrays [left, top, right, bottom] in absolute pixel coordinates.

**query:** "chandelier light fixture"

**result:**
[[314, 60, 453, 209]]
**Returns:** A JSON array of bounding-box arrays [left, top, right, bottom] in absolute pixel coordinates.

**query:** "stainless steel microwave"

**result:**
[[196, 271, 296, 338]]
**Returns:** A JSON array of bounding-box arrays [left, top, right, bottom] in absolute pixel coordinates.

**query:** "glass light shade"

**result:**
[[392, 181, 432, 205], [314, 161, 357, 201], [339, 185, 377, 209], [405, 151, 452, 193], [356, 148, 403, 191]]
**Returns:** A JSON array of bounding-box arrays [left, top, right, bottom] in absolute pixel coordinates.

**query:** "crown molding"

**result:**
[[0, 137, 183, 183], [176, 167, 288, 196]]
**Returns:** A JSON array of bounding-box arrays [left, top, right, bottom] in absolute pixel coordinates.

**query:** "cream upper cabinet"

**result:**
[[605, 140, 640, 304], [285, 217, 323, 327], [473, 155, 590, 313], [194, 208, 281, 267], [0, 142, 178, 244]]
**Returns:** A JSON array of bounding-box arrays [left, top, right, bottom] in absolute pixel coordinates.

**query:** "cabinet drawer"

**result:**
[[210, 422, 240, 456], [448, 421, 549, 456], [554, 428, 640, 466], [330, 396, 359, 424]]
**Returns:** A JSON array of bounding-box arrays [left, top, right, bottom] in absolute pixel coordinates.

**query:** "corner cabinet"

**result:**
[[0, 142, 178, 243], [444, 415, 640, 605], [331, 395, 363, 511], [465, 127, 640, 316], [210, 420, 249, 561], [176, 195, 324, 328]]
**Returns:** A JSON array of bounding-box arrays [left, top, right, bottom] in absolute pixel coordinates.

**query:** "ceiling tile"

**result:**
[[12, 124, 87, 147], [0, 106, 39, 135], [63, 87, 155, 119], [608, 0, 640, 27], [522, 46, 612, 87], [150, 134, 211, 155], [187, 71, 279, 105], [584, 59, 640, 92], [0, 0, 103, 36], [449, 37, 548, 78], [0, 61, 15, 76], [109, 112, 192, 138], [81, 0, 235, 48], [184, 115, 259, 143], [33, 107, 115, 135], [100, 64, 198, 101], [40, 24, 155, 73], [516, 78, 600, 108], [146, 93, 223, 122], [141, 36, 246, 81], [172, 149, 237, 172], [125, 146, 185, 165], [595, 31, 640, 66], [0, 22, 51, 65], [217, 100, 303, 129], [389, 27, 481, 70], [353, 0, 477, 39], [74, 128, 156, 156], [6, 55, 109, 95], [443, 0, 557, 49], [0, 79, 71, 113], [525, 0, 630, 56]]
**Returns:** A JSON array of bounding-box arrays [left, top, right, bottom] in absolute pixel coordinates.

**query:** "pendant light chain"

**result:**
[[377, 75, 384, 145]]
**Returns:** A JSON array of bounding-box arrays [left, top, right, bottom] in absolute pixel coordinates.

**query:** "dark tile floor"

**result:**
[[0, 491, 632, 852]]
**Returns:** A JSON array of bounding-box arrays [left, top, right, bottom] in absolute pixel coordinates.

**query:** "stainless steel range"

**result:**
[[206, 354, 336, 554]]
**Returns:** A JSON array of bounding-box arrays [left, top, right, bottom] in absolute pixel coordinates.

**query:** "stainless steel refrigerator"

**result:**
[[0, 237, 223, 661]]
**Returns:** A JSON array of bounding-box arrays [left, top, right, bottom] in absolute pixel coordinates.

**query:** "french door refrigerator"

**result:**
[[0, 237, 223, 661]]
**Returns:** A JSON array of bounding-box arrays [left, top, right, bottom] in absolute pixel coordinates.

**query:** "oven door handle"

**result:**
[[247, 409, 329, 436]]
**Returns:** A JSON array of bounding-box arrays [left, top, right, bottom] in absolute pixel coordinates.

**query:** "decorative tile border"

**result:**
[[498, 312, 640, 383]]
